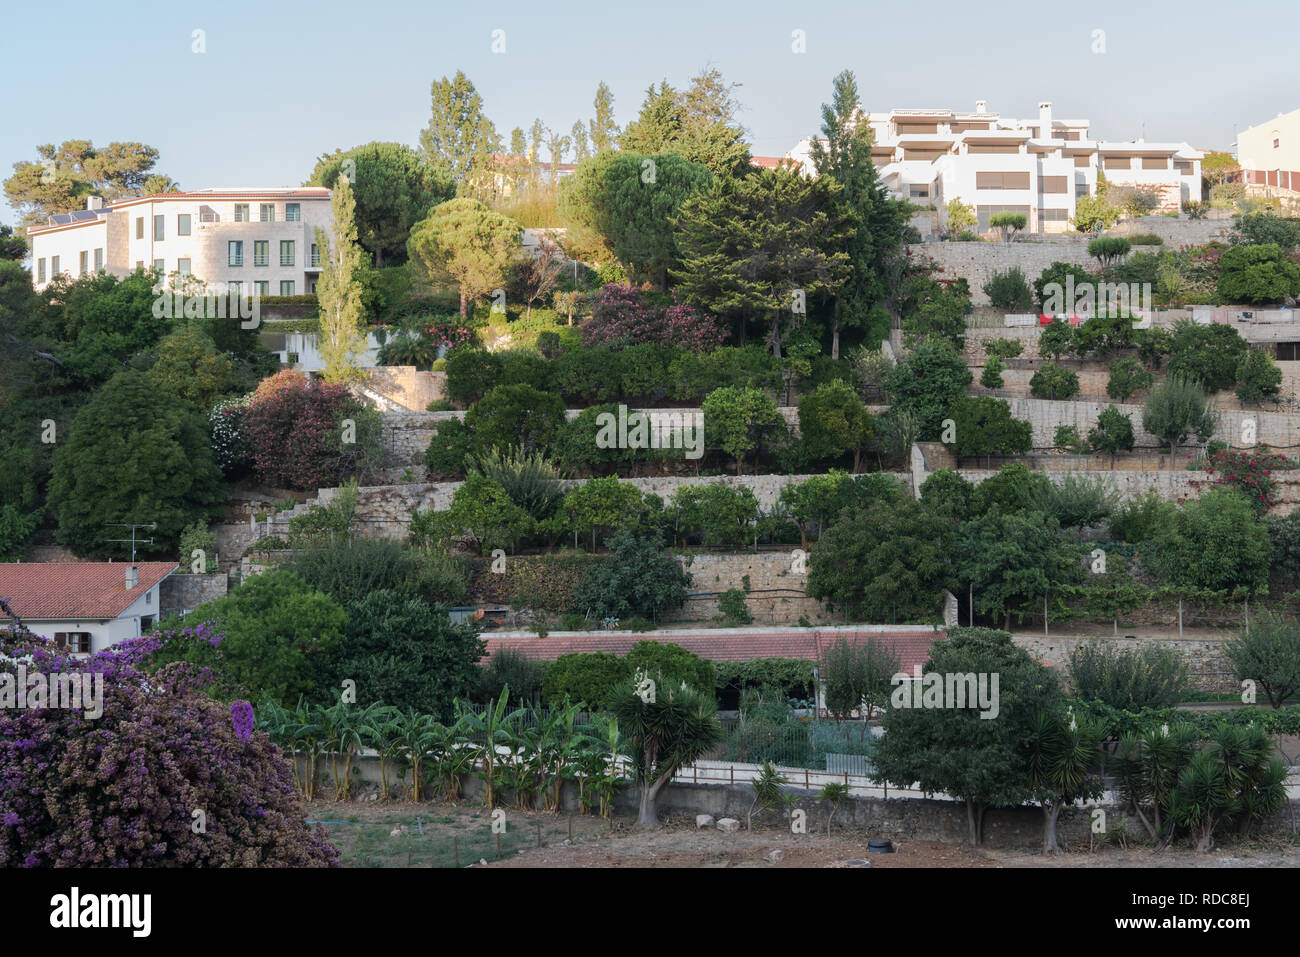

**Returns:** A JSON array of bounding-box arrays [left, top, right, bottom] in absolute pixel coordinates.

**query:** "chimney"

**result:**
[[1038, 101, 1053, 138], [975, 100, 987, 114], [125, 565, 139, 590], [86, 195, 103, 211]]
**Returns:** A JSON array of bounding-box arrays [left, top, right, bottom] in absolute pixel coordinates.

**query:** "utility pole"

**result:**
[[104, 523, 157, 563]]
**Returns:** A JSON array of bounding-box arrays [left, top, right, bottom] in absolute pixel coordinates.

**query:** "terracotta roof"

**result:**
[[0, 562, 177, 621], [482, 628, 942, 670]]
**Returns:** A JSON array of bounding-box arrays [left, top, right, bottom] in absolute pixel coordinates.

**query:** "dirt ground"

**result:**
[[307, 800, 1300, 869]]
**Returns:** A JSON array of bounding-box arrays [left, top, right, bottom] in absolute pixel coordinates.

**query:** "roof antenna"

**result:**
[[104, 523, 157, 564]]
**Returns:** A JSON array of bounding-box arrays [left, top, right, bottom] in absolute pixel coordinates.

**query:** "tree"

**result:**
[[980, 356, 1005, 389], [901, 278, 971, 349], [47, 370, 225, 557], [1107, 356, 1153, 400], [0, 224, 27, 260], [407, 198, 522, 318], [1071, 194, 1120, 233], [315, 176, 368, 385], [702, 386, 783, 475], [808, 498, 956, 621], [810, 70, 910, 358], [968, 463, 1054, 518], [1218, 243, 1300, 304], [983, 266, 1034, 311], [1034, 261, 1096, 311], [145, 326, 235, 409], [1088, 405, 1136, 460], [960, 510, 1081, 629], [0, 619, 340, 867], [671, 483, 759, 550], [465, 383, 566, 455], [1067, 640, 1188, 710], [673, 167, 853, 356], [443, 473, 534, 554], [943, 199, 977, 237], [1166, 320, 1248, 392], [1142, 375, 1217, 466], [1025, 708, 1108, 854], [1223, 610, 1300, 709], [589, 81, 620, 153], [4, 140, 175, 225], [612, 676, 723, 828], [1201, 150, 1240, 190], [570, 121, 590, 162], [322, 590, 485, 712], [918, 468, 974, 523], [989, 211, 1026, 243], [419, 71, 502, 192], [621, 69, 750, 177], [561, 476, 646, 549], [798, 379, 873, 471], [946, 396, 1032, 459], [625, 640, 715, 693], [592, 152, 712, 288], [1029, 363, 1080, 400], [545, 129, 571, 184], [1169, 724, 1287, 852], [1087, 236, 1131, 268], [819, 636, 900, 721], [1236, 349, 1283, 405], [871, 627, 1064, 846], [1153, 489, 1271, 594], [571, 531, 691, 622], [308, 143, 454, 266], [882, 338, 972, 439], [556, 151, 621, 263]]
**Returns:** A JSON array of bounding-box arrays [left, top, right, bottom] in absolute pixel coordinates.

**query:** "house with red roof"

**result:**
[[0, 562, 178, 654]]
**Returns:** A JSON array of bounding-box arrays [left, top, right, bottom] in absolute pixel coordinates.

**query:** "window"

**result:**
[[1076, 183, 1090, 197], [1041, 176, 1069, 194], [94, 248, 104, 271], [286, 203, 301, 221], [228, 280, 242, 296], [1141, 157, 1167, 170], [310, 280, 317, 294], [253, 240, 269, 267], [975, 171, 1030, 190], [228, 240, 244, 267], [235, 203, 250, 222], [37, 259, 46, 282], [310, 243, 320, 266], [254, 281, 270, 296], [153, 258, 165, 273], [139, 616, 154, 633], [967, 144, 1020, 155], [178, 213, 192, 235], [1039, 208, 1069, 222], [975, 204, 1030, 230], [154, 214, 166, 240], [280, 280, 295, 296], [1273, 135, 1281, 149], [54, 632, 91, 654], [51, 255, 60, 275], [79, 251, 88, 276], [1103, 156, 1131, 170], [136, 217, 144, 239], [908, 186, 930, 198], [280, 240, 295, 267], [178, 258, 191, 277], [1073, 154, 1091, 168], [260, 204, 275, 222]]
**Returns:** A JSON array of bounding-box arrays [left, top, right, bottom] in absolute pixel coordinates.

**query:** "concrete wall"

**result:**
[[160, 573, 228, 617]]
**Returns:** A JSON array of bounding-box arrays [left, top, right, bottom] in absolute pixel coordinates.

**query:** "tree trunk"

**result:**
[[375, 248, 384, 268], [852, 447, 861, 475], [965, 799, 979, 846], [459, 289, 468, 320], [1043, 803, 1063, 855], [831, 320, 841, 361], [636, 770, 674, 829]]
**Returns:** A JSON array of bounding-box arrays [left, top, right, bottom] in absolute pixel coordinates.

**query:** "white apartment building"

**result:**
[[1236, 107, 1300, 194], [787, 101, 1203, 234], [27, 187, 335, 295]]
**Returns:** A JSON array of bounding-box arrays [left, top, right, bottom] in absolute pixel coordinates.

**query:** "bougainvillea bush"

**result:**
[[1205, 447, 1297, 513], [0, 600, 339, 867], [241, 371, 383, 490], [581, 284, 725, 352], [208, 396, 250, 476]]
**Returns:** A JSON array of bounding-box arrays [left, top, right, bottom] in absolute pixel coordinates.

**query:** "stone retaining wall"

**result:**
[[159, 573, 227, 617]]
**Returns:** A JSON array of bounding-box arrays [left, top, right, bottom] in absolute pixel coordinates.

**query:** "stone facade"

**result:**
[[159, 573, 227, 617], [669, 552, 835, 625], [1013, 633, 1237, 694]]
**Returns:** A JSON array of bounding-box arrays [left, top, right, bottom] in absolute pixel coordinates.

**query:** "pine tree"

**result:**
[[810, 70, 910, 358], [419, 71, 501, 192], [315, 177, 368, 385]]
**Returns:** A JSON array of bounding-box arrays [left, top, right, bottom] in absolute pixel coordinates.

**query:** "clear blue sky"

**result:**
[[2, 0, 1297, 224]]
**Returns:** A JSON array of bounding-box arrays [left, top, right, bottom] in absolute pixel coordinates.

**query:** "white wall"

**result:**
[[29, 220, 110, 287]]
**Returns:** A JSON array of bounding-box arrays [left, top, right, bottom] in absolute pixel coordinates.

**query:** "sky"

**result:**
[[2, 0, 1298, 225]]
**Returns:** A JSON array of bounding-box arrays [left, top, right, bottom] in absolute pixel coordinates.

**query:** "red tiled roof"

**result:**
[[0, 562, 178, 621], [749, 155, 797, 169], [482, 628, 942, 671]]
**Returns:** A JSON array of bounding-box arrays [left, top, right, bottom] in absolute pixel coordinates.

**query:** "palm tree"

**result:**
[[817, 782, 849, 837]]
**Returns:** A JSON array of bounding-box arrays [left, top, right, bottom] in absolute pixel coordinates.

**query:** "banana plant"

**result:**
[[394, 708, 441, 801], [357, 704, 402, 801], [289, 699, 326, 801], [430, 721, 475, 802], [456, 689, 513, 808]]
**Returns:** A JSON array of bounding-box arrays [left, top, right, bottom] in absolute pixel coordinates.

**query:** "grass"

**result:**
[[315, 807, 575, 868]]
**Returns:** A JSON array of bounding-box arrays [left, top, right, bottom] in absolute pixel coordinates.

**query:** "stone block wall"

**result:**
[[1013, 634, 1236, 693], [160, 573, 227, 617], [669, 552, 835, 625]]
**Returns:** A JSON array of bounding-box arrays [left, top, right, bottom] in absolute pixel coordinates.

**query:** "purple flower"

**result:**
[[3, 812, 19, 826], [231, 701, 255, 743]]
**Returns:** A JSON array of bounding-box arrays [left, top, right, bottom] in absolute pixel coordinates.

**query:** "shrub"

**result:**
[[0, 620, 339, 867], [1088, 236, 1132, 267], [1128, 233, 1164, 246], [1030, 363, 1080, 400], [1218, 243, 1300, 304], [178, 521, 218, 573], [989, 211, 1027, 242], [1067, 640, 1189, 711], [242, 371, 382, 490], [471, 448, 566, 521], [983, 266, 1035, 311], [1223, 610, 1300, 708], [717, 589, 753, 626], [1034, 262, 1096, 310], [464, 383, 566, 455], [571, 531, 691, 623], [1235, 349, 1283, 405], [543, 652, 630, 709], [424, 417, 473, 477], [478, 647, 545, 706], [283, 537, 418, 605], [443, 473, 535, 554], [947, 396, 1033, 458], [444, 349, 504, 405], [1204, 447, 1296, 513], [1053, 425, 1089, 453], [625, 640, 716, 694], [980, 356, 1005, 389], [1108, 489, 1177, 544], [1088, 405, 1136, 458], [1166, 320, 1249, 392], [984, 338, 1023, 360]]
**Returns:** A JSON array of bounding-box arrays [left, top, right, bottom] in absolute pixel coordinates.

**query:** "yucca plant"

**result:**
[[817, 781, 849, 837], [1112, 723, 1198, 843], [1169, 724, 1287, 852], [748, 761, 789, 830], [470, 449, 568, 521]]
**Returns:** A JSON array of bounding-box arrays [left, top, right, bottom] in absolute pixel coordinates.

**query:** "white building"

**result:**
[[0, 562, 177, 655], [786, 101, 1203, 234], [27, 187, 335, 295], [1236, 107, 1300, 195]]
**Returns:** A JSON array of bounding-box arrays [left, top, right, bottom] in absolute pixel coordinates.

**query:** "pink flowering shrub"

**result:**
[[0, 599, 339, 867], [1205, 447, 1296, 512], [242, 371, 381, 490], [581, 284, 725, 351]]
